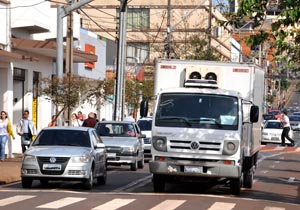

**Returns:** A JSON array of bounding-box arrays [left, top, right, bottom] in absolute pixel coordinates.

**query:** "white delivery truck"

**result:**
[[149, 58, 264, 195]]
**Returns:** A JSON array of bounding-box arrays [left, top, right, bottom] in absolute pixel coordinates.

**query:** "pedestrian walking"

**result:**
[[0, 111, 15, 161], [16, 110, 37, 153], [123, 112, 135, 122], [280, 110, 295, 147], [71, 113, 81, 127]]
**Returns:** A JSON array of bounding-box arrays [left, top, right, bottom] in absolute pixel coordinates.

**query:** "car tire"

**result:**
[[97, 170, 107, 185], [82, 169, 93, 190], [22, 177, 33, 188], [138, 153, 144, 169], [130, 160, 137, 171], [153, 174, 165, 192]]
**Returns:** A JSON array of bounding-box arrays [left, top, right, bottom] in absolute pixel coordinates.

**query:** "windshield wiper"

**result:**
[[159, 116, 192, 126], [199, 118, 222, 128]]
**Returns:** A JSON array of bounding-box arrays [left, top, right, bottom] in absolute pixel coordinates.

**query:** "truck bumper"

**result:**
[[149, 160, 241, 178]]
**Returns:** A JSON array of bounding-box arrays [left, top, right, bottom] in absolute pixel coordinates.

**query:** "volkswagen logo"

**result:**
[[190, 141, 199, 150], [49, 157, 56, 163]]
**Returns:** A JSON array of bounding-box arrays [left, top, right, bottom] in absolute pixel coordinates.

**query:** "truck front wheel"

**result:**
[[243, 168, 254, 188], [153, 174, 165, 192], [230, 176, 242, 195]]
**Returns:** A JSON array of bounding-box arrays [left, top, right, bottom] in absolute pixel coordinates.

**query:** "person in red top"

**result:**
[[82, 112, 97, 128]]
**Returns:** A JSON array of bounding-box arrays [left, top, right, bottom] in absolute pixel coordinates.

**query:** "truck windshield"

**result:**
[[155, 93, 238, 130]]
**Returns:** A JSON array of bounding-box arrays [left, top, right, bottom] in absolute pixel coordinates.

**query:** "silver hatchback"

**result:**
[[21, 127, 107, 189]]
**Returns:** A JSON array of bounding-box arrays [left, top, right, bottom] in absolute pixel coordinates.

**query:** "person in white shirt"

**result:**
[[123, 112, 135, 122], [280, 110, 295, 147]]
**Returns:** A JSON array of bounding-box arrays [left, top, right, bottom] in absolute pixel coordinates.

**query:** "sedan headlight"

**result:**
[[122, 146, 135, 153], [22, 155, 37, 163], [72, 155, 90, 163], [152, 136, 167, 152]]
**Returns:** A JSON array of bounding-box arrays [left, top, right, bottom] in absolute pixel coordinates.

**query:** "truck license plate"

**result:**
[[43, 164, 61, 171], [184, 166, 203, 173]]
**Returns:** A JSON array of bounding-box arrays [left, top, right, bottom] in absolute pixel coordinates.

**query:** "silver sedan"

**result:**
[[21, 127, 107, 189]]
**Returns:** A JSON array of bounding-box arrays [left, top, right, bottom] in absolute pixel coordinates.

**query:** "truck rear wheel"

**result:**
[[243, 168, 253, 188], [230, 176, 242, 195], [153, 174, 165, 192]]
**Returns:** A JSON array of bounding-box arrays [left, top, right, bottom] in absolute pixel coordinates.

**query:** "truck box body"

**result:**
[[150, 58, 264, 194]]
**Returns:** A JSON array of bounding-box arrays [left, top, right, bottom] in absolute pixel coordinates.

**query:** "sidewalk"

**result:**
[[0, 154, 22, 185]]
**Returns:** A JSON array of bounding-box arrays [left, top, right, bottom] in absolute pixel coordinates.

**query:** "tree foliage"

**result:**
[[225, 0, 300, 67], [185, 35, 222, 61], [39, 74, 91, 118]]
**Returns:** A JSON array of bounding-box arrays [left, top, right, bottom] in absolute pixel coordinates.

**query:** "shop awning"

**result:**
[[11, 38, 98, 63]]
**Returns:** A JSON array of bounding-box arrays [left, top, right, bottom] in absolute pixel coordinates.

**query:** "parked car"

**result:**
[[268, 109, 281, 119], [262, 120, 293, 145], [95, 121, 145, 171], [137, 117, 152, 160], [289, 115, 300, 131], [21, 127, 107, 189]]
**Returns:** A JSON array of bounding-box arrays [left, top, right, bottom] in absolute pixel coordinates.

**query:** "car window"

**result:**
[[262, 114, 276, 121], [96, 123, 136, 137], [137, 120, 152, 131], [289, 116, 300, 121], [265, 122, 282, 129], [33, 129, 91, 147]]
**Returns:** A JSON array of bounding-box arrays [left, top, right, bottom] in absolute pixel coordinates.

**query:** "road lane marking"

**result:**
[[264, 207, 285, 210], [149, 200, 186, 210], [0, 195, 36, 206], [36, 197, 86, 209], [207, 202, 235, 210], [113, 175, 152, 192], [92, 198, 135, 210]]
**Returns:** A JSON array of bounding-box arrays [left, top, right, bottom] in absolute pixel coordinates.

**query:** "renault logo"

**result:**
[[49, 157, 56, 163], [190, 141, 199, 150]]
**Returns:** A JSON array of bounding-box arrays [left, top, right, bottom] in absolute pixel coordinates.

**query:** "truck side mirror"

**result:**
[[250, 105, 259, 123]]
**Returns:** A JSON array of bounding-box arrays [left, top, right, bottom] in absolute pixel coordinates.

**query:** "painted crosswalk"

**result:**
[[0, 195, 289, 210]]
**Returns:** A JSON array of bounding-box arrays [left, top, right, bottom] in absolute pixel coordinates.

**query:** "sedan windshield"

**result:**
[[96, 123, 136, 137], [32, 129, 91, 147]]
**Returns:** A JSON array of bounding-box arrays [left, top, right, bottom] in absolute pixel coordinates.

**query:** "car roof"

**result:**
[[42, 126, 93, 131], [97, 121, 135, 124], [137, 117, 152, 121]]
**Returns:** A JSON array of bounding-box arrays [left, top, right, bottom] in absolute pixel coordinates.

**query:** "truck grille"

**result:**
[[169, 140, 221, 152]]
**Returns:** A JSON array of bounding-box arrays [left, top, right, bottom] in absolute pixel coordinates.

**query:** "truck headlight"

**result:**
[[222, 140, 239, 155], [152, 136, 167, 152]]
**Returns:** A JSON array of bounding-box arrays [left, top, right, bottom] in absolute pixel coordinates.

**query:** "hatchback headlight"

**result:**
[[72, 155, 90, 163], [22, 155, 36, 163]]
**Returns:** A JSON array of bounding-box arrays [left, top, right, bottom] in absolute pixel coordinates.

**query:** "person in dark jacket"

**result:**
[[82, 112, 97, 128]]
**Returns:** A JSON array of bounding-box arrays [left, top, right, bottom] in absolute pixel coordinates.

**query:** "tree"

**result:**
[[38, 74, 90, 120], [224, 0, 300, 69]]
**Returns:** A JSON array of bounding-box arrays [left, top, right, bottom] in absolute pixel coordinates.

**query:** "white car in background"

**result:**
[[262, 120, 293, 145], [137, 117, 153, 160]]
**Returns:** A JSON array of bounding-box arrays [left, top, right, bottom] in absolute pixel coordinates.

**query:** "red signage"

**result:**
[[84, 44, 95, 69]]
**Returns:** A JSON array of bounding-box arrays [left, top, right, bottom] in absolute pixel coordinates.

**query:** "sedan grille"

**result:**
[[37, 156, 70, 175]]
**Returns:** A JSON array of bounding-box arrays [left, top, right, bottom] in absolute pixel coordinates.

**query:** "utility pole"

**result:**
[[207, 0, 212, 49], [66, 1, 74, 125], [114, 0, 128, 121], [56, 0, 94, 125], [166, 0, 171, 58]]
